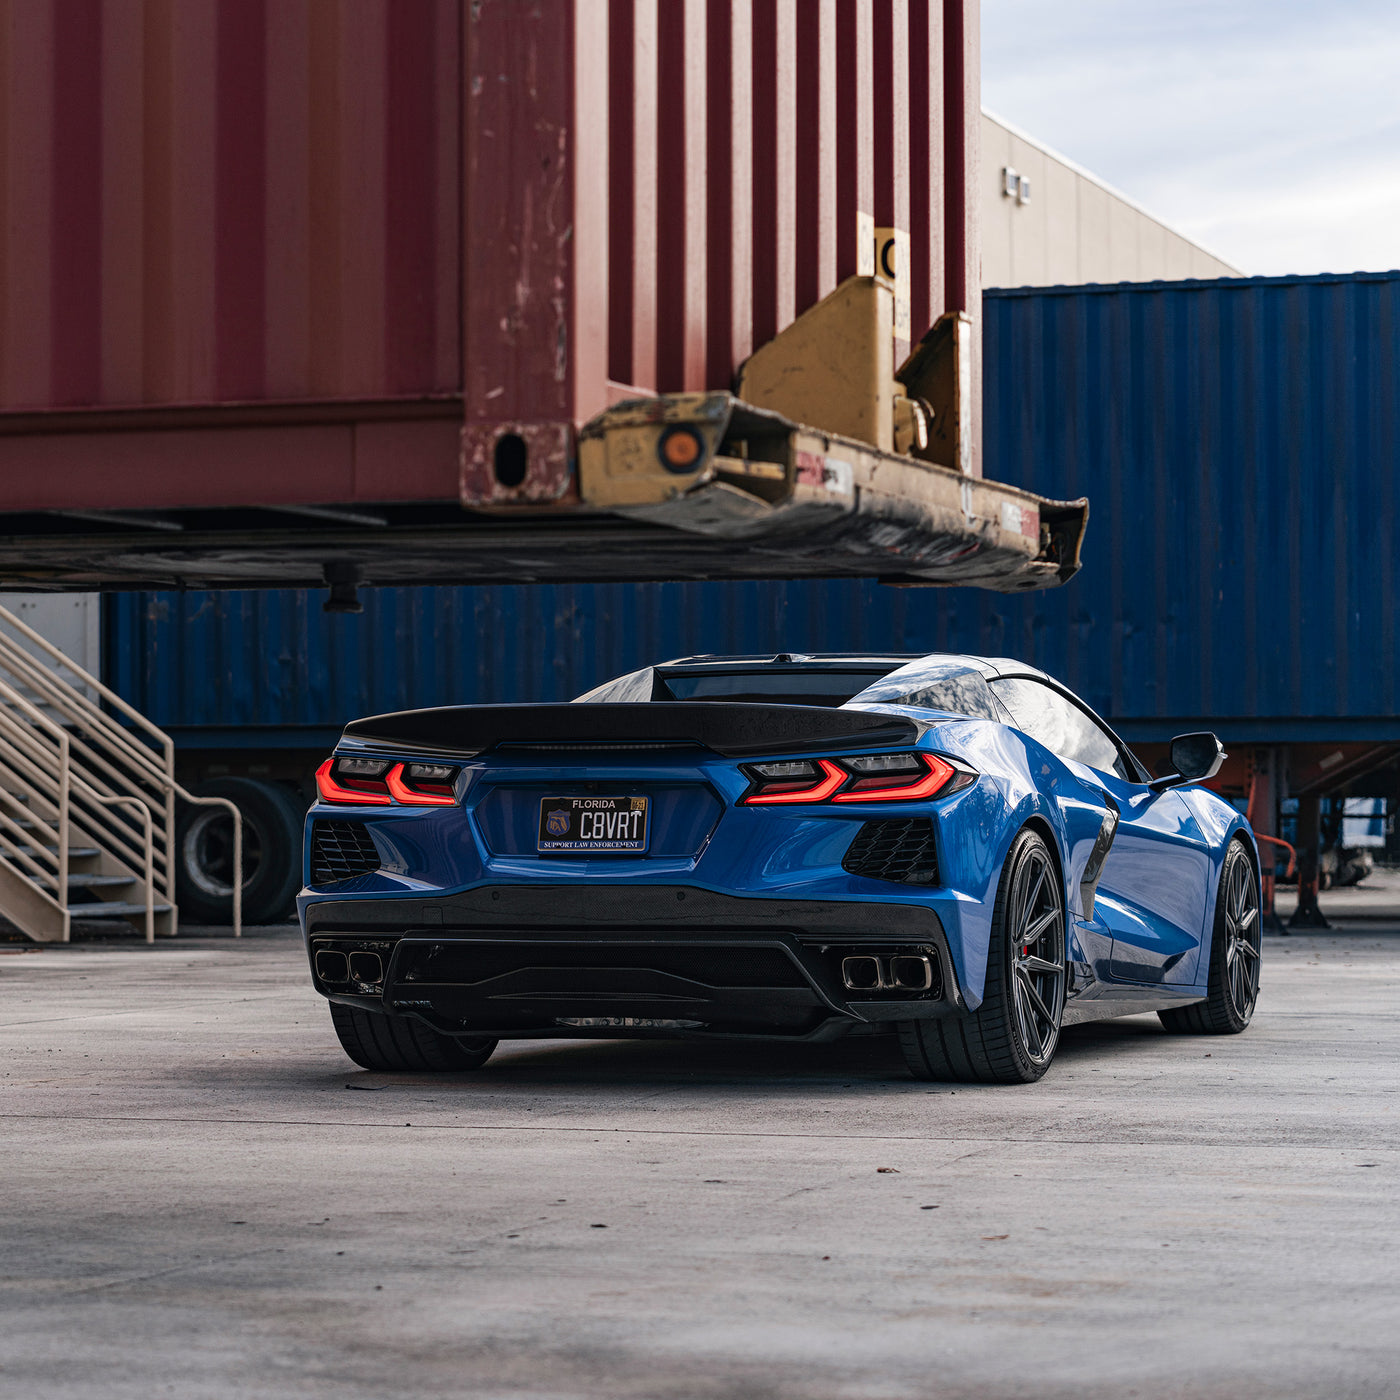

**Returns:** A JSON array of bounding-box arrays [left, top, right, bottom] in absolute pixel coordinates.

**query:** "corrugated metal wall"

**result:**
[[462, 0, 981, 495], [977, 271, 1399, 738], [103, 580, 938, 741], [1, 0, 975, 417], [105, 272, 1400, 744], [0, 0, 461, 410]]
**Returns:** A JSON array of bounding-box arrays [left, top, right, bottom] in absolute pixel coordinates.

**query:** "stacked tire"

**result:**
[[175, 777, 306, 925]]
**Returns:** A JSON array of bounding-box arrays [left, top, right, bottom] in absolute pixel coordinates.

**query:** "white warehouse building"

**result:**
[[980, 110, 1240, 288]]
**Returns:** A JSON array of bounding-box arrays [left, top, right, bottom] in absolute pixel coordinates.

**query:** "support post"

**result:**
[[1248, 746, 1285, 933], [1290, 793, 1330, 929]]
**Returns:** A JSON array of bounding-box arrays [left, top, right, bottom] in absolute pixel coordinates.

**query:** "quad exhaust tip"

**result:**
[[315, 948, 384, 986], [841, 954, 934, 993]]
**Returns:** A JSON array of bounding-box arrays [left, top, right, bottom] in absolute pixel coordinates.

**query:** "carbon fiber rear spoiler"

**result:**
[[340, 702, 920, 759]]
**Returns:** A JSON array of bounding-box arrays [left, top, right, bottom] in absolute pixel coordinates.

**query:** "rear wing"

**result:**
[[340, 703, 921, 759]]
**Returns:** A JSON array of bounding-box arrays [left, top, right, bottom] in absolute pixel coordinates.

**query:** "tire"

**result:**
[[330, 1002, 498, 1072], [899, 827, 1067, 1085], [1158, 838, 1260, 1035], [176, 777, 305, 925]]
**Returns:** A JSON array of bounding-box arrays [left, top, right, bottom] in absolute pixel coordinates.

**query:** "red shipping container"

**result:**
[[0, 0, 980, 516]]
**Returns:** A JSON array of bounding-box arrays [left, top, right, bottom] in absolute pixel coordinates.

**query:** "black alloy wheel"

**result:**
[[899, 827, 1066, 1084], [1159, 839, 1261, 1035]]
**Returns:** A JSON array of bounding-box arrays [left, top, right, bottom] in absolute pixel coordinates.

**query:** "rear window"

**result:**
[[660, 671, 890, 707], [851, 670, 1009, 723]]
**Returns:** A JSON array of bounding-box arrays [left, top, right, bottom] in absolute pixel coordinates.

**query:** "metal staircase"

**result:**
[[0, 603, 241, 942]]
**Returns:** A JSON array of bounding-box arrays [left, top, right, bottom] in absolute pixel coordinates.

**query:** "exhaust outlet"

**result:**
[[314, 949, 350, 983], [841, 955, 883, 991], [887, 954, 934, 992], [348, 951, 384, 985]]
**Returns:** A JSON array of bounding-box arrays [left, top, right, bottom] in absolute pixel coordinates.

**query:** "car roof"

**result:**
[[658, 651, 1052, 681], [658, 653, 923, 669]]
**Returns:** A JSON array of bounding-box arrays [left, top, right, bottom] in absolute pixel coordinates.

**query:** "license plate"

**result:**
[[537, 795, 650, 853]]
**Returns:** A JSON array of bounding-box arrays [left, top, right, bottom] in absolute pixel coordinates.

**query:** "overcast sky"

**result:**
[[982, 0, 1400, 277]]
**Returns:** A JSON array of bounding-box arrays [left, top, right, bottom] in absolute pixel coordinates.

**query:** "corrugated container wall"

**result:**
[[0, 0, 982, 510], [0, 0, 462, 409], [976, 271, 1399, 741], [105, 272, 1400, 748]]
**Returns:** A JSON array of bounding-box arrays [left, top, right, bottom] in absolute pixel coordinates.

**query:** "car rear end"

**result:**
[[298, 701, 990, 1043]]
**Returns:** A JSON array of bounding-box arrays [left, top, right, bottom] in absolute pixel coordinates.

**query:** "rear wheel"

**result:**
[[899, 828, 1066, 1084], [1158, 839, 1260, 1034], [330, 1002, 498, 1072], [177, 777, 304, 925]]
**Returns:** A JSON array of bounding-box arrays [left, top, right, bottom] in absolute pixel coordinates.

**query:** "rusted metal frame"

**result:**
[[460, 0, 609, 507], [577, 391, 1085, 588]]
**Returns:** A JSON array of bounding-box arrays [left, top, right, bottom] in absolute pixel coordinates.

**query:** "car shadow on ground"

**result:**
[[332, 1012, 1176, 1095]]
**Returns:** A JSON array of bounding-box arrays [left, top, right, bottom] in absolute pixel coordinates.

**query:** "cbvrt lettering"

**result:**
[[577, 809, 641, 842]]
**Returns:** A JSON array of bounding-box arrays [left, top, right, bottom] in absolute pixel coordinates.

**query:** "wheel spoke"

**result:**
[[1016, 964, 1056, 1030], [1021, 953, 1061, 974], [1021, 907, 1059, 944], [1237, 939, 1260, 962], [1022, 862, 1047, 917], [1235, 905, 1257, 932], [1011, 970, 1036, 1052]]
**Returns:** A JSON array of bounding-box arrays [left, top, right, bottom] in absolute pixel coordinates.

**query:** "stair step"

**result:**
[[65, 874, 136, 889], [13, 845, 101, 859], [66, 901, 173, 919]]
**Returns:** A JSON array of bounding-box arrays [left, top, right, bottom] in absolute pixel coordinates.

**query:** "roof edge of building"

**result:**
[[983, 267, 1400, 299], [981, 107, 1245, 277]]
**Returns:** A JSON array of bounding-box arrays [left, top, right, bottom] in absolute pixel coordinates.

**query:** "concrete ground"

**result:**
[[1, 922, 1397, 1399]]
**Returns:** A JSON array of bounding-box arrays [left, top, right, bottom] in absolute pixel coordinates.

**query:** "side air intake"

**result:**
[[842, 818, 940, 886], [309, 820, 381, 885]]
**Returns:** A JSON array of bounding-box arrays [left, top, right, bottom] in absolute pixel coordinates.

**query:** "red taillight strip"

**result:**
[[742, 759, 848, 805], [385, 763, 457, 807], [832, 753, 956, 802], [315, 758, 391, 805]]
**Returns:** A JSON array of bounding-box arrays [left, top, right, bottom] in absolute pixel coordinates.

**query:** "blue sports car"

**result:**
[[299, 653, 1262, 1084]]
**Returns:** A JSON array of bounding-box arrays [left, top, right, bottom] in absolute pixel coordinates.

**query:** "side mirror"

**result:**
[[1151, 732, 1226, 790]]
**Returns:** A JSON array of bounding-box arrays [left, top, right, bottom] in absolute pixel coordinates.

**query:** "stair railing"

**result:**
[[0, 603, 241, 941]]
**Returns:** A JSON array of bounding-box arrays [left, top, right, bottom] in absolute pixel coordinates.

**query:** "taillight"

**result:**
[[739, 752, 974, 805], [833, 753, 955, 802], [740, 759, 848, 805], [316, 757, 392, 805], [385, 762, 459, 806], [316, 756, 460, 807]]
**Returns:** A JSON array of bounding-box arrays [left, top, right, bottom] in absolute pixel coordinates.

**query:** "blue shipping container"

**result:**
[[104, 270, 1400, 747]]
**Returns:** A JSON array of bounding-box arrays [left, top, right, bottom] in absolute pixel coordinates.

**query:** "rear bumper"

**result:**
[[302, 885, 961, 1040]]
